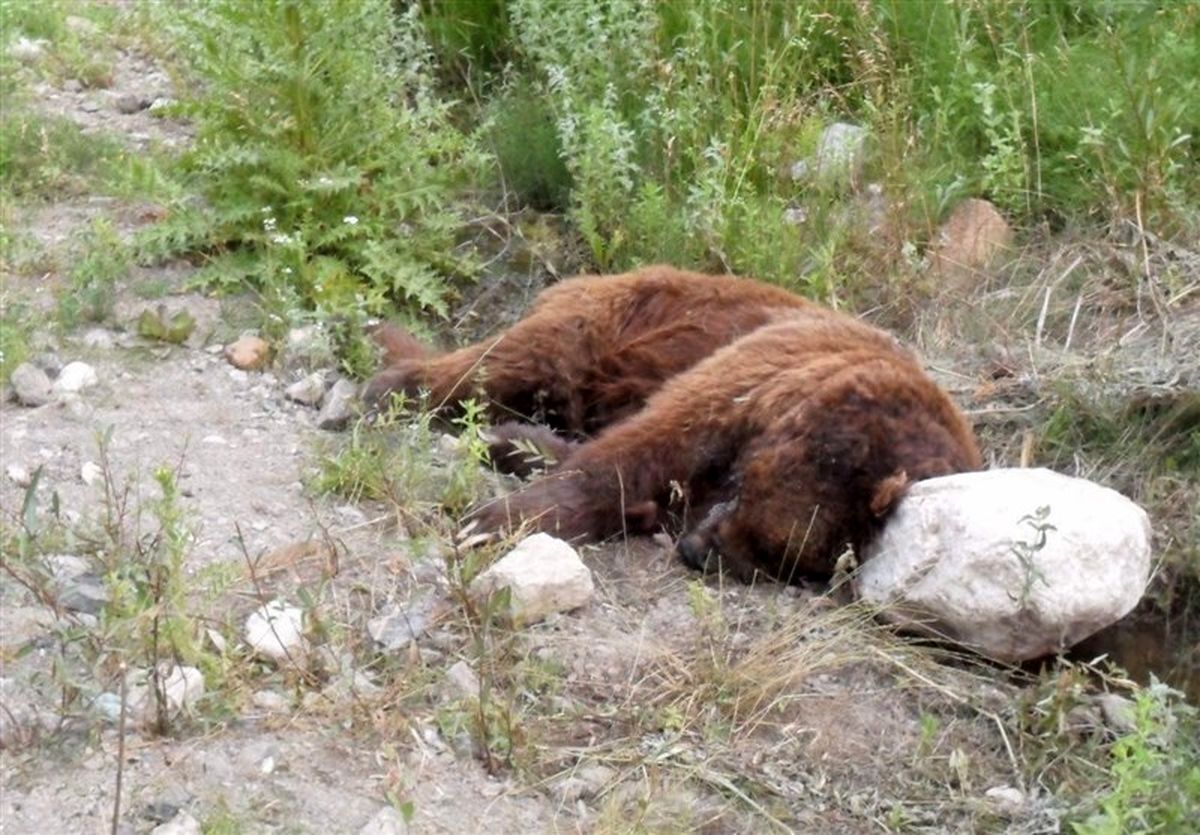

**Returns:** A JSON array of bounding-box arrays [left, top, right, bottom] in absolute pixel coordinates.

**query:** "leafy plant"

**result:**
[[1073, 680, 1200, 833], [139, 0, 488, 322], [57, 217, 130, 326]]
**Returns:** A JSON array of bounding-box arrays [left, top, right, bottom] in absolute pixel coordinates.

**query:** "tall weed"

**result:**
[[140, 0, 487, 327]]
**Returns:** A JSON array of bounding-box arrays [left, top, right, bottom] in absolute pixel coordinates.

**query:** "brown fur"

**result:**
[[364, 265, 815, 432], [366, 266, 983, 582]]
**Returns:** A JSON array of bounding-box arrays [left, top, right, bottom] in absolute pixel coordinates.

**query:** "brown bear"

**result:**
[[366, 266, 982, 582]]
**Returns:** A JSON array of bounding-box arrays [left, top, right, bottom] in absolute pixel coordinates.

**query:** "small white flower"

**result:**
[[271, 233, 292, 245], [263, 217, 277, 232], [343, 215, 358, 226], [282, 267, 293, 275], [260, 206, 272, 214]]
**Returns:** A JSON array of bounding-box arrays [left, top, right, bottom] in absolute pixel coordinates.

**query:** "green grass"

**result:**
[[421, 0, 1198, 295], [134, 0, 487, 329]]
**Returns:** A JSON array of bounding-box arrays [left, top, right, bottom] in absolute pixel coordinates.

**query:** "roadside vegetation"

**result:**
[[2, 0, 1197, 830]]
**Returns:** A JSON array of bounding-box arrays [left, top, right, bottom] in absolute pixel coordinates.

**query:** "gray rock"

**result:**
[[92, 692, 123, 723], [446, 660, 480, 699], [52, 361, 99, 394], [150, 812, 202, 835], [63, 78, 85, 93], [284, 372, 328, 407], [316, 378, 359, 430], [984, 785, 1026, 817], [858, 469, 1153, 662], [115, 93, 151, 114], [557, 764, 617, 802], [469, 533, 595, 627], [251, 689, 290, 713], [368, 595, 435, 650], [59, 575, 109, 615], [80, 99, 101, 113], [126, 665, 206, 724], [1096, 692, 1137, 735], [359, 805, 408, 835], [281, 324, 335, 369], [10, 362, 53, 406], [142, 783, 194, 824], [31, 351, 63, 377], [80, 327, 116, 349]]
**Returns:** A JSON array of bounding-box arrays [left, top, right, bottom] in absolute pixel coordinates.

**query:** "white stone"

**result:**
[[251, 689, 290, 713], [984, 785, 1026, 816], [80, 460, 103, 485], [5, 464, 32, 488], [316, 378, 360, 430], [285, 372, 327, 406], [151, 812, 202, 835], [445, 660, 481, 699], [52, 361, 98, 393], [127, 665, 206, 724], [358, 805, 408, 835], [469, 533, 595, 627], [10, 362, 53, 406], [858, 469, 1152, 662], [245, 600, 308, 664]]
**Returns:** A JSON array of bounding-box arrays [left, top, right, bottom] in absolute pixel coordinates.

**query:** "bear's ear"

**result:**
[[869, 470, 909, 517], [623, 500, 659, 533]]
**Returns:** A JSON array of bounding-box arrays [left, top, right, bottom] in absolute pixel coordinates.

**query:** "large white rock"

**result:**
[[51, 361, 99, 393], [469, 533, 595, 627], [858, 468, 1152, 662], [245, 600, 308, 664]]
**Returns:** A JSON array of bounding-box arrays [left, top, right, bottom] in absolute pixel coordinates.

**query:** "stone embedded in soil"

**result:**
[[1096, 692, 1137, 734], [115, 92, 152, 114], [358, 805, 409, 835], [556, 764, 617, 803], [63, 78, 84, 93], [368, 594, 435, 650], [984, 786, 1026, 817], [928, 198, 1013, 280], [446, 660, 481, 699], [58, 575, 109, 615], [127, 665, 206, 725], [150, 811, 202, 835], [224, 335, 271, 371], [285, 371, 328, 407], [858, 468, 1153, 662], [31, 351, 63, 377], [52, 361, 99, 394], [244, 600, 308, 664], [281, 324, 335, 369], [469, 533, 595, 627], [5, 463, 33, 488], [251, 689, 290, 713], [81, 327, 116, 349], [316, 378, 359, 430], [10, 362, 53, 406]]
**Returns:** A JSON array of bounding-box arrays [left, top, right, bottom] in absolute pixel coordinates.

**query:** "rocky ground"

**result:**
[[3, 12, 1198, 835]]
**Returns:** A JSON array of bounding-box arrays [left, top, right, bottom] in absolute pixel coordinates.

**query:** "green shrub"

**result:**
[[139, 0, 488, 324], [1073, 681, 1200, 833]]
